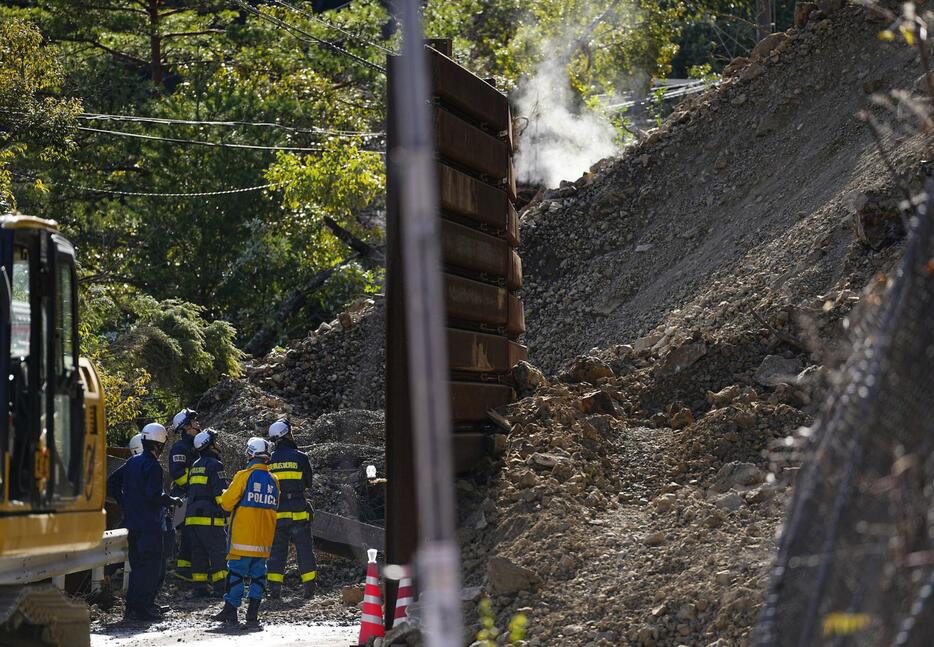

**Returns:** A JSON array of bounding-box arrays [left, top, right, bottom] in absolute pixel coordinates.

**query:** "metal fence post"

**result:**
[[91, 567, 104, 593]]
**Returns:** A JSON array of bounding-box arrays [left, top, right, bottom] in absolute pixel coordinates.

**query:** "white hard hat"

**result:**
[[128, 433, 144, 456], [194, 429, 218, 451], [245, 437, 272, 459], [141, 423, 168, 444], [268, 419, 292, 439], [172, 408, 198, 429]]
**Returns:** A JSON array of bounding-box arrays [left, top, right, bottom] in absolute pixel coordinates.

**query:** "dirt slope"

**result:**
[[521, 3, 924, 375], [455, 4, 930, 646]]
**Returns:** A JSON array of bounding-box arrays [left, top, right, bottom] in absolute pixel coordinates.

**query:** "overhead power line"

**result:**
[[78, 112, 385, 138], [14, 171, 292, 198], [231, 0, 386, 74], [77, 125, 385, 153], [268, 0, 395, 55]]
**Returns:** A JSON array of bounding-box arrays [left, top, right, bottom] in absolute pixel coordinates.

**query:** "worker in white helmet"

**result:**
[[265, 418, 318, 599], [167, 407, 200, 583], [185, 429, 229, 598], [107, 423, 183, 622], [212, 437, 280, 627]]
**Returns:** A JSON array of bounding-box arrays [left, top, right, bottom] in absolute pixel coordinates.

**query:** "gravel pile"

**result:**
[[193, 299, 387, 526], [519, 2, 925, 375], [450, 5, 929, 645]]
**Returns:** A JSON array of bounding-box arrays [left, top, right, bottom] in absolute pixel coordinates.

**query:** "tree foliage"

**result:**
[[0, 0, 770, 435], [0, 18, 79, 207], [81, 285, 242, 442]]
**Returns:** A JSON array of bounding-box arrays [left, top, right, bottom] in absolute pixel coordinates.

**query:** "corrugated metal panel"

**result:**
[[449, 382, 515, 421], [445, 273, 508, 327], [429, 49, 510, 133], [441, 220, 521, 289], [447, 328, 527, 374], [434, 108, 507, 179]]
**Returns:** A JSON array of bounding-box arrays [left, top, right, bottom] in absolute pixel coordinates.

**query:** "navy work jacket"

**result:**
[[107, 451, 166, 532], [169, 434, 197, 496], [269, 439, 314, 514]]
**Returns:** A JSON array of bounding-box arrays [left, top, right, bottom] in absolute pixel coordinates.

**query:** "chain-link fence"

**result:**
[[757, 182, 934, 645]]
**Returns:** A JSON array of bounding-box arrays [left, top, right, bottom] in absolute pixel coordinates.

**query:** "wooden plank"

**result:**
[[311, 511, 384, 561], [509, 340, 529, 366], [450, 381, 515, 422], [428, 49, 510, 133], [435, 108, 507, 180], [447, 328, 528, 374], [385, 63, 419, 570], [506, 155, 517, 201]]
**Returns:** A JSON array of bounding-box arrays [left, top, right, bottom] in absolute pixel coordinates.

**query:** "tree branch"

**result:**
[[323, 215, 384, 264], [83, 4, 148, 14], [161, 29, 226, 40], [56, 37, 148, 66]]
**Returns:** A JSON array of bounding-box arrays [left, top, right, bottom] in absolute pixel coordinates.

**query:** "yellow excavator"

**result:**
[[0, 215, 107, 646]]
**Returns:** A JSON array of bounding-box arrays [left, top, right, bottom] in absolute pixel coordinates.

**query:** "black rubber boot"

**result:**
[[245, 598, 261, 626], [212, 601, 239, 624], [302, 581, 317, 599], [192, 585, 213, 598]]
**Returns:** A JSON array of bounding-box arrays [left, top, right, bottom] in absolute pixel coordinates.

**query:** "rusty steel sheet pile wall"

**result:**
[[385, 44, 525, 570]]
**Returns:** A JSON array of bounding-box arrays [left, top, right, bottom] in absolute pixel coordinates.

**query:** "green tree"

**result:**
[[0, 18, 79, 208], [81, 285, 243, 442]]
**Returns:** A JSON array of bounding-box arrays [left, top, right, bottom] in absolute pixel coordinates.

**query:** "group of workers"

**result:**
[[107, 408, 318, 626]]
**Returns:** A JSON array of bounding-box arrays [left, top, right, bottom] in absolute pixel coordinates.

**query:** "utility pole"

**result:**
[[388, 0, 464, 644]]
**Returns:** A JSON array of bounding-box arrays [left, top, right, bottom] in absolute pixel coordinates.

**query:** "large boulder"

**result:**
[[487, 556, 541, 595]]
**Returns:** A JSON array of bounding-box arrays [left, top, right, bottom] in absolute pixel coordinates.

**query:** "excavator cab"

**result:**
[[0, 215, 106, 556]]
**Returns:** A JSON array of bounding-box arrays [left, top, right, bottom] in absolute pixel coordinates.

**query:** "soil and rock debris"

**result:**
[[453, 3, 928, 645], [520, 3, 924, 376], [95, 2, 929, 644]]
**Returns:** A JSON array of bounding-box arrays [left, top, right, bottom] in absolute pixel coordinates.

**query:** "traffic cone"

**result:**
[[357, 548, 385, 645], [393, 566, 413, 627]]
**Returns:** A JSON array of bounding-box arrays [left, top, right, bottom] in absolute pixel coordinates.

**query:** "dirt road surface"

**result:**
[[91, 622, 357, 646]]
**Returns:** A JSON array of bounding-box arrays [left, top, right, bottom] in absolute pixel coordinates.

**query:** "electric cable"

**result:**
[[231, 0, 386, 74], [13, 170, 293, 198], [267, 0, 395, 55], [77, 125, 385, 153], [77, 112, 384, 137]]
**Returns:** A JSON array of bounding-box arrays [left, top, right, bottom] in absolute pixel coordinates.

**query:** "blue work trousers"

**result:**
[[224, 556, 267, 607], [126, 529, 164, 611]]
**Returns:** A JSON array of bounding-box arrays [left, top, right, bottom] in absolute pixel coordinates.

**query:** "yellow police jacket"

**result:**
[[220, 461, 280, 559]]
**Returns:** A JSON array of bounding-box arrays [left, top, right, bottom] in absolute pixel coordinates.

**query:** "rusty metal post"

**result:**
[[389, 0, 464, 643], [756, 0, 773, 41]]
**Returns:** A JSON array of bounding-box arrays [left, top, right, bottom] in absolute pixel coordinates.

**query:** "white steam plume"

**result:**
[[513, 56, 619, 189]]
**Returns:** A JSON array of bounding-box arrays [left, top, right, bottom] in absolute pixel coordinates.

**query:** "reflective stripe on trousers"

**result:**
[[185, 516, 226, 526]]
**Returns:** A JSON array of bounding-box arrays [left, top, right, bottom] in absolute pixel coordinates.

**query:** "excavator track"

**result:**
[[0, 583, 89, 647]]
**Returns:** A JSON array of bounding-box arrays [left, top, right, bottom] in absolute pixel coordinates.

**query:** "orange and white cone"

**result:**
[[393, 566, 413, 627], [358, 548, 385, 645]]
